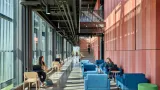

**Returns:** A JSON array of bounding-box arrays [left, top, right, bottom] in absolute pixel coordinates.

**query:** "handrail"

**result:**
[[80, 10, 104, 22]]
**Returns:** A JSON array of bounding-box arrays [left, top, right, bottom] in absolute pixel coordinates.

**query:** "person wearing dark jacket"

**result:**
[[38, 56, 47, 86], [106, 58, 118, 78]]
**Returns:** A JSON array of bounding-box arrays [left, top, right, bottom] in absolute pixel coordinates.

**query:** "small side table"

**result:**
[[111, 71, 120, 81]]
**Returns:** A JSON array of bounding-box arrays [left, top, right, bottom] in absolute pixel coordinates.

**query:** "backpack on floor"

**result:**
[[45, 79, 53, 86]]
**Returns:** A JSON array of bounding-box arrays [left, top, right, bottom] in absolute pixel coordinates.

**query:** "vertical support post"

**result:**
[[27, 6, 33, 71], [62, 37, 64, 61], [22, 5, 32, 72], [53, 30, 56, 60], [45, 25, 48, 65], [100, 34, 104, 60]]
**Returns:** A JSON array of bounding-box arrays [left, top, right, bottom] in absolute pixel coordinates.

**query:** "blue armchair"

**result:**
[[80, 60, 90, 65], [82, 64, 96, 78], [99, 62, 109, 74], [81, 62, 94, 70], [83, 68, 98, 78], [95, 59, 104, 67], [80, 60, 91, 68], [84, 74, 110, 90], [116, 73, 149, 90]]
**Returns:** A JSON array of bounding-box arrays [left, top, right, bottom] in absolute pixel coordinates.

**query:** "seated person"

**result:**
[[106, 58, 118, 78], [38, 56, 47, 86], [55, 58, 61, 64], [106, 58, 114, 70], [55, 55, 64, 64], [52, 61, 61, 71]]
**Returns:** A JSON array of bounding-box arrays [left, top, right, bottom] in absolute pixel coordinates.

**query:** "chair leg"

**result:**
[[58, 66, 60, 72], [38, 80, 40, 89], [36, 82, 37, 90], [23, 83, 25, 90], [29, 82, 30, 90]]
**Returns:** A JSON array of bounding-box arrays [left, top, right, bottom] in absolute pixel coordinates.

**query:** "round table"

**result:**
[[111, 71, 120, 81], [138, 83, 158, 90]]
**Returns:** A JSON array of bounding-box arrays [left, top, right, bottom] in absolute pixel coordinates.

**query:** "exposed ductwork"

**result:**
[[61, 1, 74, 38], [73, 0, 77, 29], [20, 0, 81, 45], [66, 2, 76, 37]]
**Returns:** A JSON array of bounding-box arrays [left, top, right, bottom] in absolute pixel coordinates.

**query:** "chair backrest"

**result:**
[[86, 74, 109, 88], [80, 60, 89, 64], [84, 64, 96, 71], [95, 60, 104, 65], [24, 72, 38, 79], [53, 61, 60, 66]]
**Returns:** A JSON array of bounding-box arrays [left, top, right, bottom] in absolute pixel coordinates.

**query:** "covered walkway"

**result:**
[[27, 51, 118, 90], [1, 0, 160, 90]]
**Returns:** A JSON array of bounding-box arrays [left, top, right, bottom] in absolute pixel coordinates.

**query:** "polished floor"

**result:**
[[63, 63, 84, 90]]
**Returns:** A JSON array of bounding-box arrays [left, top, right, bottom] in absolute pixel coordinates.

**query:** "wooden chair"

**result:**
[[23, 72, 39, 90], [52, 61, 61, 71]]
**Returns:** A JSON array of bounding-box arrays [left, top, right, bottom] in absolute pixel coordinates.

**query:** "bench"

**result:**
[[48, 58, 73, 88]]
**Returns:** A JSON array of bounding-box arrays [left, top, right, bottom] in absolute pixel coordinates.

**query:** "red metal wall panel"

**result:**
[[156, 0, 160, 88], [103, 0, 158, 87]]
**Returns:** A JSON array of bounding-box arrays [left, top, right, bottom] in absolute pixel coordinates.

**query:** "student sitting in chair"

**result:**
[[106, 58, 119, 78], [38, 56, 47, 86], [55, 58, 61, 64]]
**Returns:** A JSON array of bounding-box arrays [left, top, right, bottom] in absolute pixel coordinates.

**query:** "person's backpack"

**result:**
[[45, 79, 53, 86]]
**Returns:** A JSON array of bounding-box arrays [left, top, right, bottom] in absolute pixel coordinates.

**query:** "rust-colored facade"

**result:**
[[104, 0, 160, 88], [80, 0, 160, 88]]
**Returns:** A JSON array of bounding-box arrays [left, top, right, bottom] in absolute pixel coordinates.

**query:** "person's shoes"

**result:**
[[40, 82, 45, 87]]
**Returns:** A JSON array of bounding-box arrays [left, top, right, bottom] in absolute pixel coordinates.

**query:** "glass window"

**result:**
[[32, 12, 53, 68], [47, 27, 52, 68], [0, 0, 14, 89], [56, 33, 62, 58]]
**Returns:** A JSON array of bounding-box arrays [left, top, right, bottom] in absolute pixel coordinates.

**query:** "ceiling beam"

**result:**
[[51, 20, 71, 22], [81, 1, 94, 5], [20, 1, 40, 5]]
